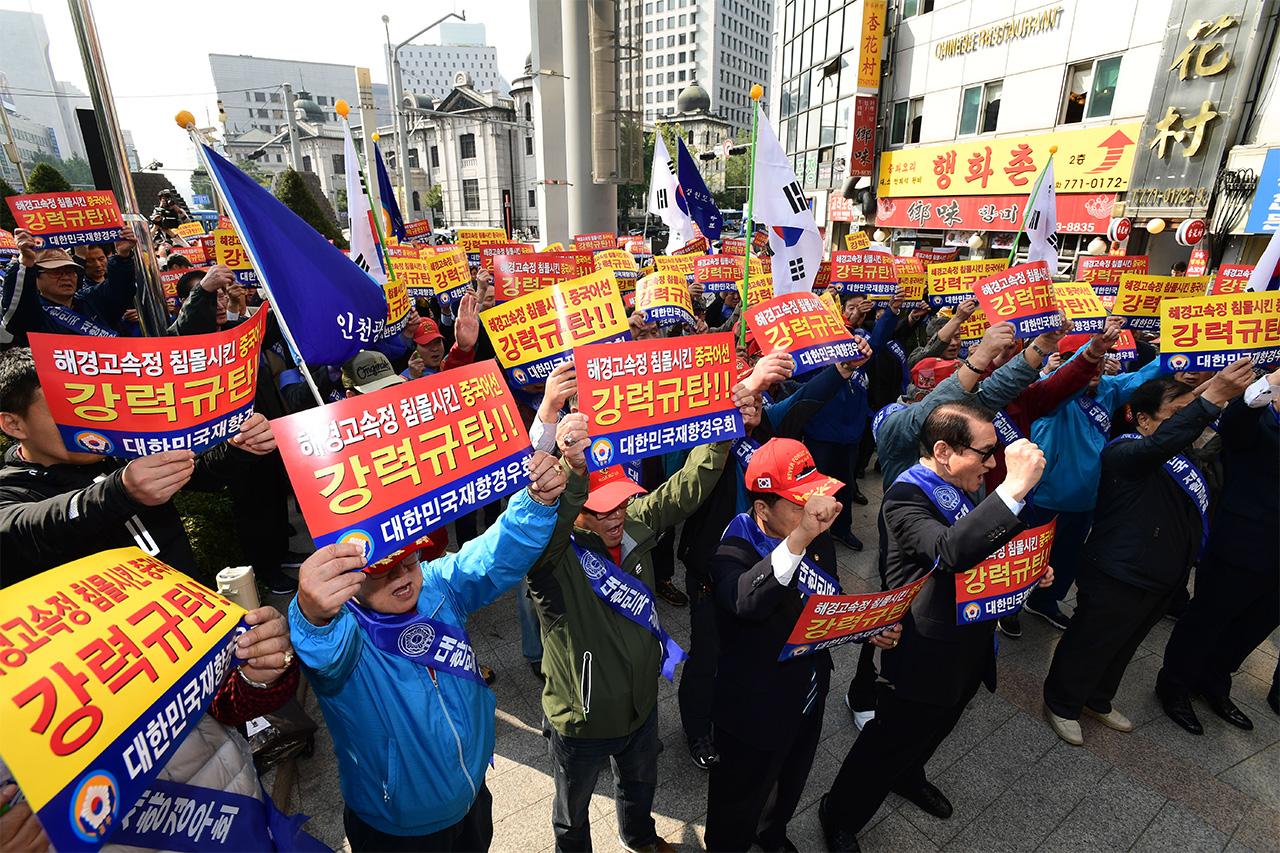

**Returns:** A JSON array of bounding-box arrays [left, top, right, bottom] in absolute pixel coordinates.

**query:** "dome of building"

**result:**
[[677, 81, 711, 113], [403, 92, 435, 110], [292, 90, 325, 124], [525, 52, 533, 74]]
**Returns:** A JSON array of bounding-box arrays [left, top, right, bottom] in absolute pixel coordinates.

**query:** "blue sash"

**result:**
[[624, 459, 644, 485], [1075, 394, 1112, 437], [872, 401, 907, 444], [1109, 433, 1209, 551], [346, 601, 487, 685], [571, 539, 687, 681], [43, 303, 118, 337], [894, 463, 974, 523], [992, 410, 1025, 445], [722, 512, 840, 596], [731, 435, 761, 470], [886, 339, 909, 392]]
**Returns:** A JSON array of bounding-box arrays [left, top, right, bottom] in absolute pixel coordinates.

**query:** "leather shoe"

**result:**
[[818, 794, 860, 852], [1200, 692, 1254, 730], [891, 780, 952, 819], [1157, 687, 1204, 735], [850, 489, 869, 505], [755, 836, 800, 853]]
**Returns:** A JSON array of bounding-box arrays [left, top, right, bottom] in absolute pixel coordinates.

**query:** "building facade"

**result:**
[[395, 23, 512, 102], [0, 9, 90, 161], [0, 106, 58, 189]]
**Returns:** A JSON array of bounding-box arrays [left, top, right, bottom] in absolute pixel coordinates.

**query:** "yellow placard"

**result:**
[[212, 228, 251, 269], [1053, 281, 1109, 331], [1160, 291, 1280, 371], [175, 221, 205, 239], [747, 273, 775, 307], [878, 123, 1142, 198], [594, 248, 640, 292], [819, 290, 845, 325], [653, 254, 698, 282], [457, 228, 507, 262], [1111, 275, 1210, 331], [927, 258, 1009, 307], [542, 242, 565, 252], [634, 270, 695, 327], [423, 246, 472, 296], [960, 308, 990, 344], [845, 231, 872, 251]]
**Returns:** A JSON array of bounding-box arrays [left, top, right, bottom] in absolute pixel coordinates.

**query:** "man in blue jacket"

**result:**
[[289, 450, 568, 852]]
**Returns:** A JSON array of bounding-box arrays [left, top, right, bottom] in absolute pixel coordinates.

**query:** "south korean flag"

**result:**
[[648, 132, 696, 253]]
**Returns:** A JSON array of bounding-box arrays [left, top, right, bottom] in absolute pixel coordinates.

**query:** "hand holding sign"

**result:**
[[298, 542, 368, 627], [973, 321, 1017, 368], [13, 228, 38, 267], [955, 298, 979, 321], [235, 605, 293, 683], [744, 351, 795, 394], [122, 449, 196, 505], [539, 361, 578, 423], [1200, 357, 1256, 407], [557, 412, 590, 474], [227, 411, 276, 455], [869, 622, 903, 650], [1086, 315, 1125, 359], [527, 450, 568, 505], [0, 784, 48, 853], [201, 263, 234, 293], [114, 227, 137, 258], [1038, 566, 1056, 589]]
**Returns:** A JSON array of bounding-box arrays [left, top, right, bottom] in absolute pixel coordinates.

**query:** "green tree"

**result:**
[[234, 158, 273, 189], [423, 184, 442, 216], [0, 178, 18, 231], [26, 162, 72, 193], [334, 188, 348, 219], [275, 168, 348, 249], [190, 169, 214, 205], [23, 152, 94, 188]]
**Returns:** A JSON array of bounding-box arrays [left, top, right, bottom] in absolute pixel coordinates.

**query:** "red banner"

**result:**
[[479, 242, 534, 272], [780, 571, 930, 659], [574, 232, 617, 253], [956, 521, 1055, 624], [848, 95, 877, 179], [913, 247, 960, 265], [972, 261, 1060, 339], [170, 245, 208, 265], [7, 191, 125, 249], [159, 269, 185, 300], [1078, 255, 1150, 307], [404, 219, 432, 239], [1209, 264, 1254, 295], [876, 193, 1115, 235], [745, 292, 861, 373], [29, 308, 267, 458], [493, 251, 595, 303], [721, 237, 748, 255], [0, 229, 18, 260]]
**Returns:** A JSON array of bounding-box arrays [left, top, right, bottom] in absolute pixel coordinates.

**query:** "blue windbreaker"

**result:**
[[805, 308, 899, 444]]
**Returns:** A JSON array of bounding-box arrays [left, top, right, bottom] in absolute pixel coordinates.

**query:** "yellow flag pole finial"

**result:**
[[1049, 145, 1059, 155], [750, 84, 763, 101], [174, 110, 196, 130], [335, 99, 351, 119]]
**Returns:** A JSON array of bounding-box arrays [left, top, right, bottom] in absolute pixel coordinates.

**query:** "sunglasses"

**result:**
[[960, 444, 999, 462]]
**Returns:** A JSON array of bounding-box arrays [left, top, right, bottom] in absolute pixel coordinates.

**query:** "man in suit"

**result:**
[[704, 438, 901, 852], [820, 401, 1050, 852], [1157, 367, 1279, 733]]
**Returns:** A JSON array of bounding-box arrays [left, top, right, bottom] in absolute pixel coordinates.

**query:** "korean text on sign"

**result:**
[[0, 229, 18, 260], [746, 292, 862, 372], [956, 521, 1056, 624], [891, 257, 928, 307], [6, 191, 125, 249], [272, 360, 533, 567], [653, 254, 698, 285], [1051, 281, 1108, 334], [574, 232, 617, 253], [493, 251, 595, 303], [1159, 291, 1280, 371], [456, 228, 507, 265], [927, 258, 1009, 307], [593, 248, 641, 290], [1078, 255, 1149, 307], [387, 245, 431, 298], [1111, 275, 1211, 331], [959, 308, 989, 347], [635, 270, 696, 329], [211, 229, 257, 287], [479, 242, 533, 273], [1209, 264, 1255, 295], [831, 250, 898, 298], [28, 308, 267, 459], [574, 333, 744, 471], [780, 571, 931, 660], [972, 261, 1060, 339], [0, 548, 246, 852], [844, 231, 871, 251], [480, 269, 630, 386], [694, 255, 745, 293], [746, 273, 775, 308], [422, 246, 472, 305]]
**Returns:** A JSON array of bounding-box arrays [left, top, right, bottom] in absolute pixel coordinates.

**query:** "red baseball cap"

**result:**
[[910, 357, 959, 391], [584, 465, 647, 513], [743, 438, 843, 506], [413, 317, 444, 347], [364, 534, 434, 574]]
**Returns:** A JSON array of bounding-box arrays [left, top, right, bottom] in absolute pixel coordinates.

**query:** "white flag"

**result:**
[[751, 108, 823, 294], [648, 132, 695, 253], [1025, 157, 1058, 271], [341, 121, 386, 285], [1246, 226, 1280, 291]]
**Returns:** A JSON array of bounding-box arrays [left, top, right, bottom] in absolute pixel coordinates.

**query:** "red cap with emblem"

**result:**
[[743, 438, 844, 505], [364, 535, 433, 574], [584, 465, 647, 514]]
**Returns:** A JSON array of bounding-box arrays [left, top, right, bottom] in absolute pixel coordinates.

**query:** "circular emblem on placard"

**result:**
[[337, 529, 374, 560], [1168, 354, 1191, 371], [590, 438, 614, 467], [73, 430, 113, 454], [397, 623, 436, 657], [962, 603, 981, 623], [70, 771, 119, 843], [789, 645, 811, 658], [933, 485, 962, 512], [582, 550, 608, 581], [511, 368, 528, 385]]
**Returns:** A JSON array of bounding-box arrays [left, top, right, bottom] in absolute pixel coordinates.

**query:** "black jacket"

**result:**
[[0, 441, 260, 586], [1207, 395, 1279, 573], [709, 531, 836, 747], [1083, 395, 1219, 593], [878, 479, 1025, 706]]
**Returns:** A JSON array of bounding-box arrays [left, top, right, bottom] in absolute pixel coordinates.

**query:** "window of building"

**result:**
[[959, 80, 1001, 135], [463, 179, 480, 211], [525, 136, 534, 155], [679, 13, 687, 24], [460, 133, 477, 159], [528, 189, 537, 208], [646, 21, 653, 32], [430, 146, 440, 168], [679, 33, 687, 44], [275, 154, 283, 163], [269, 92, 281, 103], [690, 11, 696, 24], [1061, 56, 1122, 123], [254, 91, 267, 102], [302, 155, 312, 171], [647, 92, 654, 103], [902, 0, 935, 16], [525, 102, 533, 121], [272, 109, 283, 119], [646, 57, 653, 68], [332, 154, 345, 174], [679, 70, 687, 81], [657, 19, 664, 30], [890, 97, 923, 144], [317, 95, 327, 105], [646, 38, 653, 49], [657, 55, 664, 66], [257, 109, 268, 118], [668, 53, 675, 65], [408, 148, 419, 168]]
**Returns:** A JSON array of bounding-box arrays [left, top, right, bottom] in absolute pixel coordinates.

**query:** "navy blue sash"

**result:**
[[571, 539, 687, 681], [886, 339, 909, 392], [722, 513, 840, 596], [731, 435, 761, 470], [1075, 394, 1112, 437], [346, 601, 486, 685], [1108, 433, 1209, 551], [43, 303, 118, 337], [894, 463, 974, 523], [992, 410, 1025, 445], [872, 401, 907, 444], [624, 459, 644, 485]]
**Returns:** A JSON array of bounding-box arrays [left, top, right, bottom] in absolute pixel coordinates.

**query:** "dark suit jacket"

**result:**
[[1207, 395, 1279, 574], [878, 480, 1025, 706], [709, 531, 837, 747]]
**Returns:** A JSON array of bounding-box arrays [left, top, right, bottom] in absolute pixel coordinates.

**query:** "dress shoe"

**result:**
[[755, 835, 800, 853], [1083, 705, 1134, 732], [1045, 704, 1084, 745], [837, 531, 864, 551], [1200, 692, 1254, 730], [818, 795, 861, 852], [850, 488, 869, 506], [1157, 687, 1204, 735], [891, 779, 952, 819]]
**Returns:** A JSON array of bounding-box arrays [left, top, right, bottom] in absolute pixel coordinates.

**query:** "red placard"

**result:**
[[972, 261, 1060, 339], [159, 269, 186, 299], [0, 229, 18, 260], [1186, 249, 1209, 277], [955, 521, 1055, 624], [479, 241, 534, 272], [573, 334, 744, 471], [493, 251, 595, 302], [404, 219, 432, 238], [1209, 264, 1255, 295], [876, 193, 1115, 235], [848, 95, 877, 179], [831, 250, 898, 297], [672, 236, 710, 255], [721, 237, 748, 256], [745, 292, 862, 373], [780, 571, 931, 659], [272, 360, 532, 565], [29, 307, 267, 458], [170, 245, 208, 265], [574, 232, 617, 253], [913, 247, 960, 265], [7, 191, 125, 248]]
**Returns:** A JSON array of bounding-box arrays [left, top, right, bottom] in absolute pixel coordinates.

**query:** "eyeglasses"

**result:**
[[960, 444, 999, 462], [585, 499, 628, 519]]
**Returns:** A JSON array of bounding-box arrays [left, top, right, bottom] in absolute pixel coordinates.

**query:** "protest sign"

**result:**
[[0, 228, 19, 260], [575, 334, 743, 471], [404, 219, 432, 239], [960, 308, 990, 347], [844, 231, 871, 251], [653, 253, 698, 284], [159, 269, 185, 300], [493, 251, 594, 303], [273, 360, 533, 566], [1051, 281, 1108, 334], [956, 520, 1056, 624], [542, 242, 565, 252], [29, 308, 267, 458], [818, 290, 845, 325], [890, 256, 928, 307], [635, 270, 695, 328], [623, 236, 647, 254], [574, 232, 617, 253], [593, 248, 641, 291], [456, 228, 507, 265], [813, 260, 832, 291], [779, 572, 931, 660], [694, 255, 745, 293], [386, 244, 432, 298], [672, 236, 710, 255], [1160, 290, 1280, 371], [481, 269, 629, 386], [927, 258, 1009, 307], [1209, 264, 1255, 295], [1112, 275, 1210, 331], [212, 229, 257, 287], [721, 237, 748, 256], [831, 250, 897, 298], [479, 241, 533, 272], [972, 261, 1060, 339], [169, 245, 207, 266], [1059, 329, 1138, 361], [6, 191, 125, 249], [175, 221, 205, 239], [0, 548, 246, 852], [913, 247, 960, 265], [746, 292, 861, 372], [1078, 255, 1149, 307], [422, 246, 472, 305], [746, 273, 775, 307]]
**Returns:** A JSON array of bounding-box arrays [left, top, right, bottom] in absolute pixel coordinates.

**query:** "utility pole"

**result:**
[[0, 105, 27, 187], [282, 82, 303, 170]]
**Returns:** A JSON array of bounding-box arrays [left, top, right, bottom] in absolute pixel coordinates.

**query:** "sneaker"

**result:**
[[261, 571, 298, 595], [688, 735, 718, 770], [837, 531, 864, 551], [618, 834, 675, 853], [844, 694, 875, 730], [656, 579, 688, 607], [1025, 603, 1071, 630], [1044, 704, 1084, 746], [281, 550, 311, 568], [480, 665, 496, 686], [998, 612, 1022, 638]]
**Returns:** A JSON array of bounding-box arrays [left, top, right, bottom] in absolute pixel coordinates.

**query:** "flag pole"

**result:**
[[1006, 145, 1057, 266], [337, 102, 396, 287], [740, 85, 763, 348], [176, 111, 326, 407]]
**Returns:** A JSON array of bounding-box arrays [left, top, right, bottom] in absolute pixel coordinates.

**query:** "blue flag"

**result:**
[[675, 136, 722, 242], [200, 144, 390, 367], [374, 143, 407, 243]]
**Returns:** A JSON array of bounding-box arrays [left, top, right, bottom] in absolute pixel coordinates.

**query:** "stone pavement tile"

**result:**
[[787, 795, 895, 853], [924, 690, 1019, 777], [492, 724, 551, 780], [1138, 616, 1177, 657], [991, 626, 1061, 681], [652, 744, 711, 825], [1230, 670, 1280, 722], [1231, 802, 1280, 853], [489, 762, 557, 822], [858, 809, 941, 851], [1036, 766, 1166, 853], [288, 687, 349, 852], [494, 793, 556, 852], [1137, 708, 1279, 777], [796, 735, 855, 820], [1130, 801, 1230, 853], [1106, 651, 1169, 728]]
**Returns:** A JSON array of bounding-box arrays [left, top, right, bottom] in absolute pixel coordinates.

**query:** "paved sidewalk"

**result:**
[[266, 468, 1280, 853]]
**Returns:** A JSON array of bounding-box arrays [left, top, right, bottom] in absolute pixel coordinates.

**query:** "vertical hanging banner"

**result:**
[[856, 0, 887, 89], [927, 258, 1010, 307], [422, 246, 472, 305], [1159, 291, 1280, 371], [745, 291, 862, 372], [479, 242, 534, 272], [846, 95, 878, 179], [1209, 264, 1255, 295], [573, 232, 618, 253], [480, 269, 630, 386], [273, 360, 533, 566], [635, 271, 696, 328], [593, 248, 641, 293], [28, 309, 267, 457], [0, 548, 247, 853], [574, 334, 743, 471], [1111, 275, 1210, 331], [780, 571, 931, 659], [831, 250, 898, 298], [1078, 255, 1149, 307], [1186, 249, 1209, 277], [212, 229, 259, 287], [653, 254, 699, 285], [971, 261, 1060, 339], [956, 520, 1056, 624], [1051, 281, 1108, 333], [492, 251, 595, 303], [457, 228, 508, 266], [6, 191, 125, 248]]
